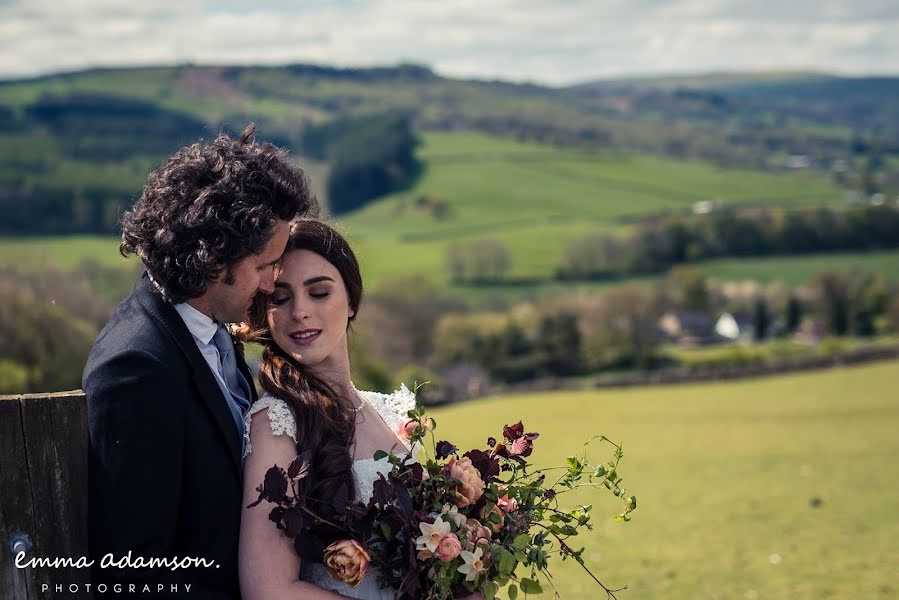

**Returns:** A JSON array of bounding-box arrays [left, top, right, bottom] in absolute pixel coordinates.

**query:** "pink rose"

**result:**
[[444, 456, 485, 508], [435, 533, 462, 562], [397, 417, 433, 440], [497, 485, 519, 513], [323, 539, 370, 588]]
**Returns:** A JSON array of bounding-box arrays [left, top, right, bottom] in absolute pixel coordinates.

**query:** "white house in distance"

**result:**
[[715, 312, 754, 343]]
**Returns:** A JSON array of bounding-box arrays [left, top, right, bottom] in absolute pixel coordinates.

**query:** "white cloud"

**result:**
[[0, 0, 896, 84]]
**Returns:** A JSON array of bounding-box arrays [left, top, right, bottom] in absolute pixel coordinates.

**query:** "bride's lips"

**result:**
[[288, 329, 322, 346]]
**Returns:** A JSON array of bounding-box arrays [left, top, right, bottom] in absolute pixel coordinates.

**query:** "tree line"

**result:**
[[557, 204, 899, 280]]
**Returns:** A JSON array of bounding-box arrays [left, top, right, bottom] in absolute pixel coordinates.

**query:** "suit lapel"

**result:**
[[134, 274, 244, 479]]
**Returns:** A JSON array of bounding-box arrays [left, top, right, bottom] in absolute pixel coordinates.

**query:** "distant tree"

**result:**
[[752, 296, 771, 341], [886, 297, 899, 334], [557, 233, 626, 279], [849, 271, 888, 337], [445, 244, 467, 284], [536, 312, 582, 376], [0, 267, 109, 393], [445, 239, 511, 284], [785, 295, 803, 334], [813, 272, 851, 336], [667, 265, 710, 311], [581, 285, 662, 370]]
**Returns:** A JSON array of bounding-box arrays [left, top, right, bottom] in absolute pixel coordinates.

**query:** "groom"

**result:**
[[84, 125, 315, 598]]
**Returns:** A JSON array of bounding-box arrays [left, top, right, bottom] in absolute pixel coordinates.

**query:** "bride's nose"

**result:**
[[290, 297, 311, 321]]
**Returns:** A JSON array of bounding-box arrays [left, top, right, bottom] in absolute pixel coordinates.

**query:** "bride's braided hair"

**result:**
[[237, 220, 363, 518]]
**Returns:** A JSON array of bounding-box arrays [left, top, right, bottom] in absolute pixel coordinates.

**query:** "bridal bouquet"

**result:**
[[250, 407, 637, 599]]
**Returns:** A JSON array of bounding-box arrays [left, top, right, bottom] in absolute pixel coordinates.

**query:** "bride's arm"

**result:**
[[239, 410, 348, 600]]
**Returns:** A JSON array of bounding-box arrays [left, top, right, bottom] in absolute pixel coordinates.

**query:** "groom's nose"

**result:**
[[258, 267, 276, 294]]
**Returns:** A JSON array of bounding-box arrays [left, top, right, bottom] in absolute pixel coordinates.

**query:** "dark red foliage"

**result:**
[[463, 448, 500, 482], [282, 507, 309, 537], [288, 451, 311, 480], [502, 421, 539, 458], [372, 474, 393, 507], [262, 466, 288, 501]]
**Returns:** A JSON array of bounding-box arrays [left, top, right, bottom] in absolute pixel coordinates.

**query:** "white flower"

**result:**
[[441, 503, 466, 528], [415, 516, 451, 553], [457, 546, 487, 582]]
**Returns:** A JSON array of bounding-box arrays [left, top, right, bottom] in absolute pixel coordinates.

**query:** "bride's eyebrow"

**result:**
[[303, 276, 335, 286]]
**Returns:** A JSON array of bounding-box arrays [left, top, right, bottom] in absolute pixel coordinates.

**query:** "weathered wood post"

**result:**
[[0, 391, 90, 599]]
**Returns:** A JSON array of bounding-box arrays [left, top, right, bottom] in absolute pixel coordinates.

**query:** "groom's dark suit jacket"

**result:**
[[84, 273, 258, 599]]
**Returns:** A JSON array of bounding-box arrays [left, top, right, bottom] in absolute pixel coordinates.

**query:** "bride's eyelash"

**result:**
[[271, 296, 289, 305], [310, 292, 330, 299]]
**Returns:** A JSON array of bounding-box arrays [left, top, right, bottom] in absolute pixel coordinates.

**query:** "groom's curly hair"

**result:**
[[120, 124, 316, 303]]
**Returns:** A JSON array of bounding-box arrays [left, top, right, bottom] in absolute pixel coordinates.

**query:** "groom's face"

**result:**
[[203, 220, 290, 323]]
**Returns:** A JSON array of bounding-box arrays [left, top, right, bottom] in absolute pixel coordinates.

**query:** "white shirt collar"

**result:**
[[173, 302, 219, 346]]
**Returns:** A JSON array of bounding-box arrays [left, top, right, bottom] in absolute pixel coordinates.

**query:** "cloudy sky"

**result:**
[[2, 0, 897, 85]]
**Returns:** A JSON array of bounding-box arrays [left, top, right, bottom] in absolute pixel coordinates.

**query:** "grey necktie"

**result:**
[[212, 324, 252, 415]]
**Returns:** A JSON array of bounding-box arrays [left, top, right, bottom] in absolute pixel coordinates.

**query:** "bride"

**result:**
[[237, 220, 482, 599]]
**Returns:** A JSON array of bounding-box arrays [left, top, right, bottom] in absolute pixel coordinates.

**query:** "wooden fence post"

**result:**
[[0, 391, 90, 599]]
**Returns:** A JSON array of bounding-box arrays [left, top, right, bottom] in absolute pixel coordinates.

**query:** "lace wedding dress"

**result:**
[[244, 384, 417, 600]]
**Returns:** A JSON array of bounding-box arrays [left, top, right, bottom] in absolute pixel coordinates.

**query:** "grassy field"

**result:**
[[342, 130, 843, 233], [429, 360, 899, 599]]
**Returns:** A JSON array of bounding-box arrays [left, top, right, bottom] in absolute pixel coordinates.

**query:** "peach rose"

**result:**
[[417, 548, 434, 561], [479, 504, 505, 534], [462, 518, 492, 551], [444, 456, 485, 508], [323, 539, 370, 588], [435, 533, 462, 562]]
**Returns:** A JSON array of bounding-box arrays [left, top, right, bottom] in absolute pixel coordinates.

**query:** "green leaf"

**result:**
[[481, 580, 499, 600], [508, 583, 519, 600], [380, 521, 393, 540], [499, 551, 516, 576], [520, 577, 543, 594], [372, 449, 389, 461], [513, 533, 530, 549]]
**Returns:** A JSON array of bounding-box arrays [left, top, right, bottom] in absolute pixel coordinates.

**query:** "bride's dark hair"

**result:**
[[237, 219, 363, 516]]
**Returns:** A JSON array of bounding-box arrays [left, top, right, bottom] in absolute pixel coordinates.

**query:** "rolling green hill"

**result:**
[[0, 64, 896, 236], [2, 130, 896, 303]]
